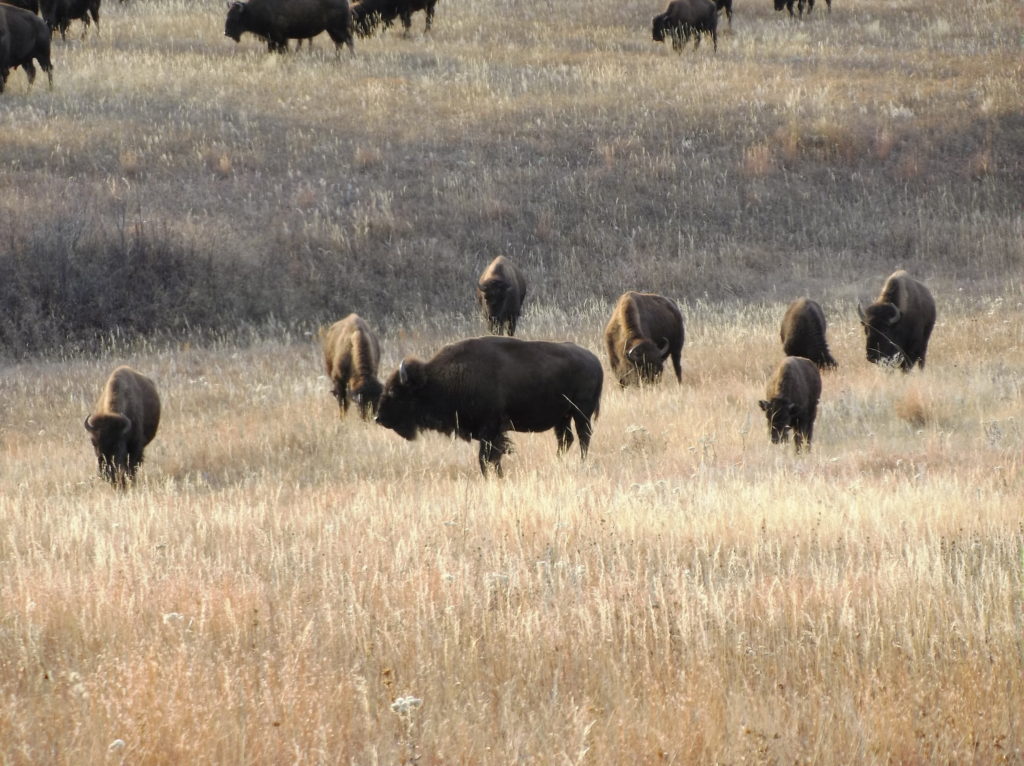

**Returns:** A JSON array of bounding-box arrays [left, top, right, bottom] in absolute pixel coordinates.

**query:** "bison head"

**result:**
[[652, 14, 668, 42], [758, 397, 798, 444], [858, 302, 904, 366], [375, 359, 427, 440], [622, 337, 671, 384], [352, 377, 384, 421], [224, 1, 247, 42], [84, 413, 133, 486]]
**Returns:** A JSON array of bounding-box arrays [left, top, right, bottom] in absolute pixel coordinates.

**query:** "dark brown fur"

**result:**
[[652, 0, 717, 53], [758, 356, 821, 453], [84, 366, 161, 488], [774, 0, 830, 17], [38, 0, 99, 40], [604, 291, 685, 386], [476, 256, 527, 337], [350, 0, 435, 37], [0, 3, 52, 93], [858, 270, 936, 372], [780, 298, 837, 370], [321, 313, 383, 420], [225, 0, 353, 54], [375, 336, 602, 476]]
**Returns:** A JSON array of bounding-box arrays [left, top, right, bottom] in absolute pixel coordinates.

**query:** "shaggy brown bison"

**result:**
[[774, 0, 830, 17], [350, 0, 435, 37], [781, 298, 837, 370], [38, 0, 99, 39], [375, 336, 603, 477], [321, 313, 383, 420], [0, 3, 52, 93], [759, 356, 820, 453], [652, 0, 717, 53], [84, 366, 161, 488], [858, 270, 936, 372], [604, 291, 685, 386], [476, 256, 527, 337], [225, 0, 353, 54]]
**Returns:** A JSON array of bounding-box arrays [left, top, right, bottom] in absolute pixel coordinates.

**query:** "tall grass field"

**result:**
[[1, 0, 1022, 760]]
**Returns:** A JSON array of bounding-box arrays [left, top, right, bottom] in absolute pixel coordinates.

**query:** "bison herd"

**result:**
[[0, 0, 836, 92], [85, 266, 935, 485]]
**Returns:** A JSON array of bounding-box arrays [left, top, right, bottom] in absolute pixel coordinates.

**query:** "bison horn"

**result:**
[[399, 359, 409, 386], [657, 337, 671, 359], [887, 305, 901, 325], [856, 303, 867, 323], [121, 417, 133, 436], [84, 415, 97, 432]]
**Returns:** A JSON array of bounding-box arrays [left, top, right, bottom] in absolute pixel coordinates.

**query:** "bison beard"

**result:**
[[374, 337, 602, 476]]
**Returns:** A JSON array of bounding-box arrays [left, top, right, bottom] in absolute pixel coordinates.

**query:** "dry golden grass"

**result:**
[[2, 298, 1023, 763]]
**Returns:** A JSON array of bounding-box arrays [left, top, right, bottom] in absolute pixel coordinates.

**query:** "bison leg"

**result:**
[[477, 429, 511, 477], [23, 62, 36, 87], [424, 3, 435, 32], [400, 10, 413, 36], [555, 419, 575, 455], [670, 351, 682, 383]]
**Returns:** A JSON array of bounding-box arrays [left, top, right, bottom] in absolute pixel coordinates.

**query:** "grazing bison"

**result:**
[[604, 291, 685, 387], [759, 356, 821, 453], [84, 366, 161, 488], [350, 0, 435, 37], [0, 3, 52, 93], [38, 0, 99, 39], [773, 0, 829, 17], [321, 313, 383, 420], [225, 0, 354, 54], [858, 270, 936, 372], [375, 336, 603, 477], [780, 298, 837, 370], [652, 0, 717, 53], [476, 256, 527, 337]]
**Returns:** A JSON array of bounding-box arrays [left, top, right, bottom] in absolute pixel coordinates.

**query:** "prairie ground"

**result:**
[[1, 0, 1023, 761]]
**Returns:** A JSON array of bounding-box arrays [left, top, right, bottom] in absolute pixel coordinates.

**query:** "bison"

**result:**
[[0, 3, 52, 93], [84, 366, 161, 488], [652, 0, 717, 53], [759, 356, 820, 453], [476, 256, 527, 337], [321, 313, 383, 420], [4, 0, 40, 15], [604, 291, 685, 387], [858, 270, 936, 372], [38, 0, 99, 40], [375, 336, 603, 477], [350, 0, 436, 37], [225, 0, 354, 54], [773, 0, 830, 17], [780, 298, 837, 370]]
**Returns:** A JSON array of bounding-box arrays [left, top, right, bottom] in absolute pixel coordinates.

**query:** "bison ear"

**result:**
[[758, 400, 769, 412], [657, 337, 671, 360]]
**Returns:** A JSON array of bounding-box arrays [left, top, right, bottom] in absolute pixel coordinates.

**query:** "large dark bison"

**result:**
[[84, 366, 161, 488], [375, 336, 603, 477], [759, 356, 820, 453], [652, 0, 717, 53], [38, 0, 99, 40], [858, 270, 936, 372], [0, 3, 52, 93], [476, 256, 527, 337], [604, 291, 685, 387], [350, 0, 435, 37], [774, 0, 830, 17], [321, 313, 383, 420], [225, 0, 354, 54], [780, 298, 837, 370]]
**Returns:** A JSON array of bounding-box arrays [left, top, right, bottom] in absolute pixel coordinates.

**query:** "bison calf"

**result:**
[[604, 291, 685, 386], [759, 356, 820, 453], [375, 336, 603, 477], [780, 298, 837, 370], [39, 0, 99, 40], [321, 313, 383, 420], [85, 366, 161, 488], [774, 0, 830, 17], [351, 0, 436, 37], [0, 3, 53, 93], [652, 0, 717, 53], [476, 256, 527, 337], [225, 0, 354, 54], [858, 270, 936, 372]]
